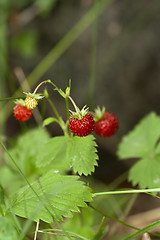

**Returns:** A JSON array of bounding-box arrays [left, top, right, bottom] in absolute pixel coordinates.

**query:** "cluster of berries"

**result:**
[[13, 82, 118, 137], [69, 107, 118, 138]]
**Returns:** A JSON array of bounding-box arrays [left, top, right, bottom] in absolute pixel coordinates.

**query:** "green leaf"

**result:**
[[35, 135, 98, 176], [0, 166, 22, 195], [129, 156, 160, 188], [43, 117, 58, 126], [5, 127, 50, 176], [9, 172, 92, 223], [0, 216, 18, 240], [117, 112, 160, 159], [35, 136, 70, 173], [67, 135, 98, 176]]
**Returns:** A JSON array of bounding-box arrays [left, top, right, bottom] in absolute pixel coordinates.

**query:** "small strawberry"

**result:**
[[13, 99, 32, 121], [94, 107, 118, 137], [24, 92, 44, 110], [69, 106, 95, 137], [25, 96, 38, 110]]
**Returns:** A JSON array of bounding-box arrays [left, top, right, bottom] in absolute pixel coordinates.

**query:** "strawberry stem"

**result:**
[[33, 80, 51, 95], [68, 96, 80, 116]]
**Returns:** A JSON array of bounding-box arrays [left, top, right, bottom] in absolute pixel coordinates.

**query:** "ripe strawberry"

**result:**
[[94, 107, 118, 137], [14, 104, 32, 121], [69, 113, 95, 137], [25, 96, 38, 110]]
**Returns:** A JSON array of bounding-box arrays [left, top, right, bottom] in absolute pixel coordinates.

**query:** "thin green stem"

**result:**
[[33, 80, 51, 95], [89, 204, 160, 239], [125, 220, 160, 240], [89, 204, 139, 231], [46, 97, 61, 121], [46, 96, 68, 136], [0, 96, 25, 101], [65, 97, 71, 135], [38, 229, 89, 240], [92, 188, 160, 197], [68, 96, 80, 115]]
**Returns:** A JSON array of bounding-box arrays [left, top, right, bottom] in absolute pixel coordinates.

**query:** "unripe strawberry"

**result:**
[[13, 104, 32, 121], [25, 96, 38, 110]]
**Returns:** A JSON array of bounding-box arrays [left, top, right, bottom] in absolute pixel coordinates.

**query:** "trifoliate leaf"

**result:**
[[35, 136, 70, 173], [67, 135, 98, 176], [9, 172, 92, 223], [117, 112, 160, 159], [129, 156, 160, 189]]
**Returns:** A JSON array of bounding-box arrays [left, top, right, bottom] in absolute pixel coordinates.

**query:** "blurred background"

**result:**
[[1, 0, 160, 237]]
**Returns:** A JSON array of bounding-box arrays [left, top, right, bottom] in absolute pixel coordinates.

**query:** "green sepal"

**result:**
[[65, 79, 71, 97], [94, 106, 106, 122], [14, 99, 26, 106], [23, 92, 44, 100], [69, 105, 89, 120]]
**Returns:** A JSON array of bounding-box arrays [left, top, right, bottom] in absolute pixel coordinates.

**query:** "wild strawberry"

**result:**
[[69, 105, 95, 137], [94, 107, 118, 137], [13, 103, 32, 121], [25, 96, 38, 110], [69, 113, 95, 137]]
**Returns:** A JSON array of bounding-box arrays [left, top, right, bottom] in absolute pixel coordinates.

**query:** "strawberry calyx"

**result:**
[[14, 99, 26, 107], [69, 105, 89, 120], [23, 92, 44, 100], [94, 106, 106, 122]]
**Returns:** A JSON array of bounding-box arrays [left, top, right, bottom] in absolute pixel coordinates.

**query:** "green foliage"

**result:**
[[35, 135, 98, 176], [9, 172, 92, 223], [0, 216, 18, 240], [67, 135, 98, 176], [43, 117, 59, 126], [59, 208, 95, 240], [5, 127, 50, 177], [0, 167, 22, 195], [117, 112, 160, 188], [35, 136, 70, 173]]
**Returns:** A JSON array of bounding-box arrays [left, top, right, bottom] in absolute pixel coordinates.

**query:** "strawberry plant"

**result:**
[[1, 80, 160, 240]]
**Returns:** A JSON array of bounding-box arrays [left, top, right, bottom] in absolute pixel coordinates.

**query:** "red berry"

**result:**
[[13, 104, 32, 121], [95, 112, 118, 137], [69, 114, 95, 137]]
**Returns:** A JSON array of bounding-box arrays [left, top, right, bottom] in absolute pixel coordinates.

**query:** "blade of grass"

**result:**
[[124, 220, 160, 240], [38, 229, 89, 240]]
